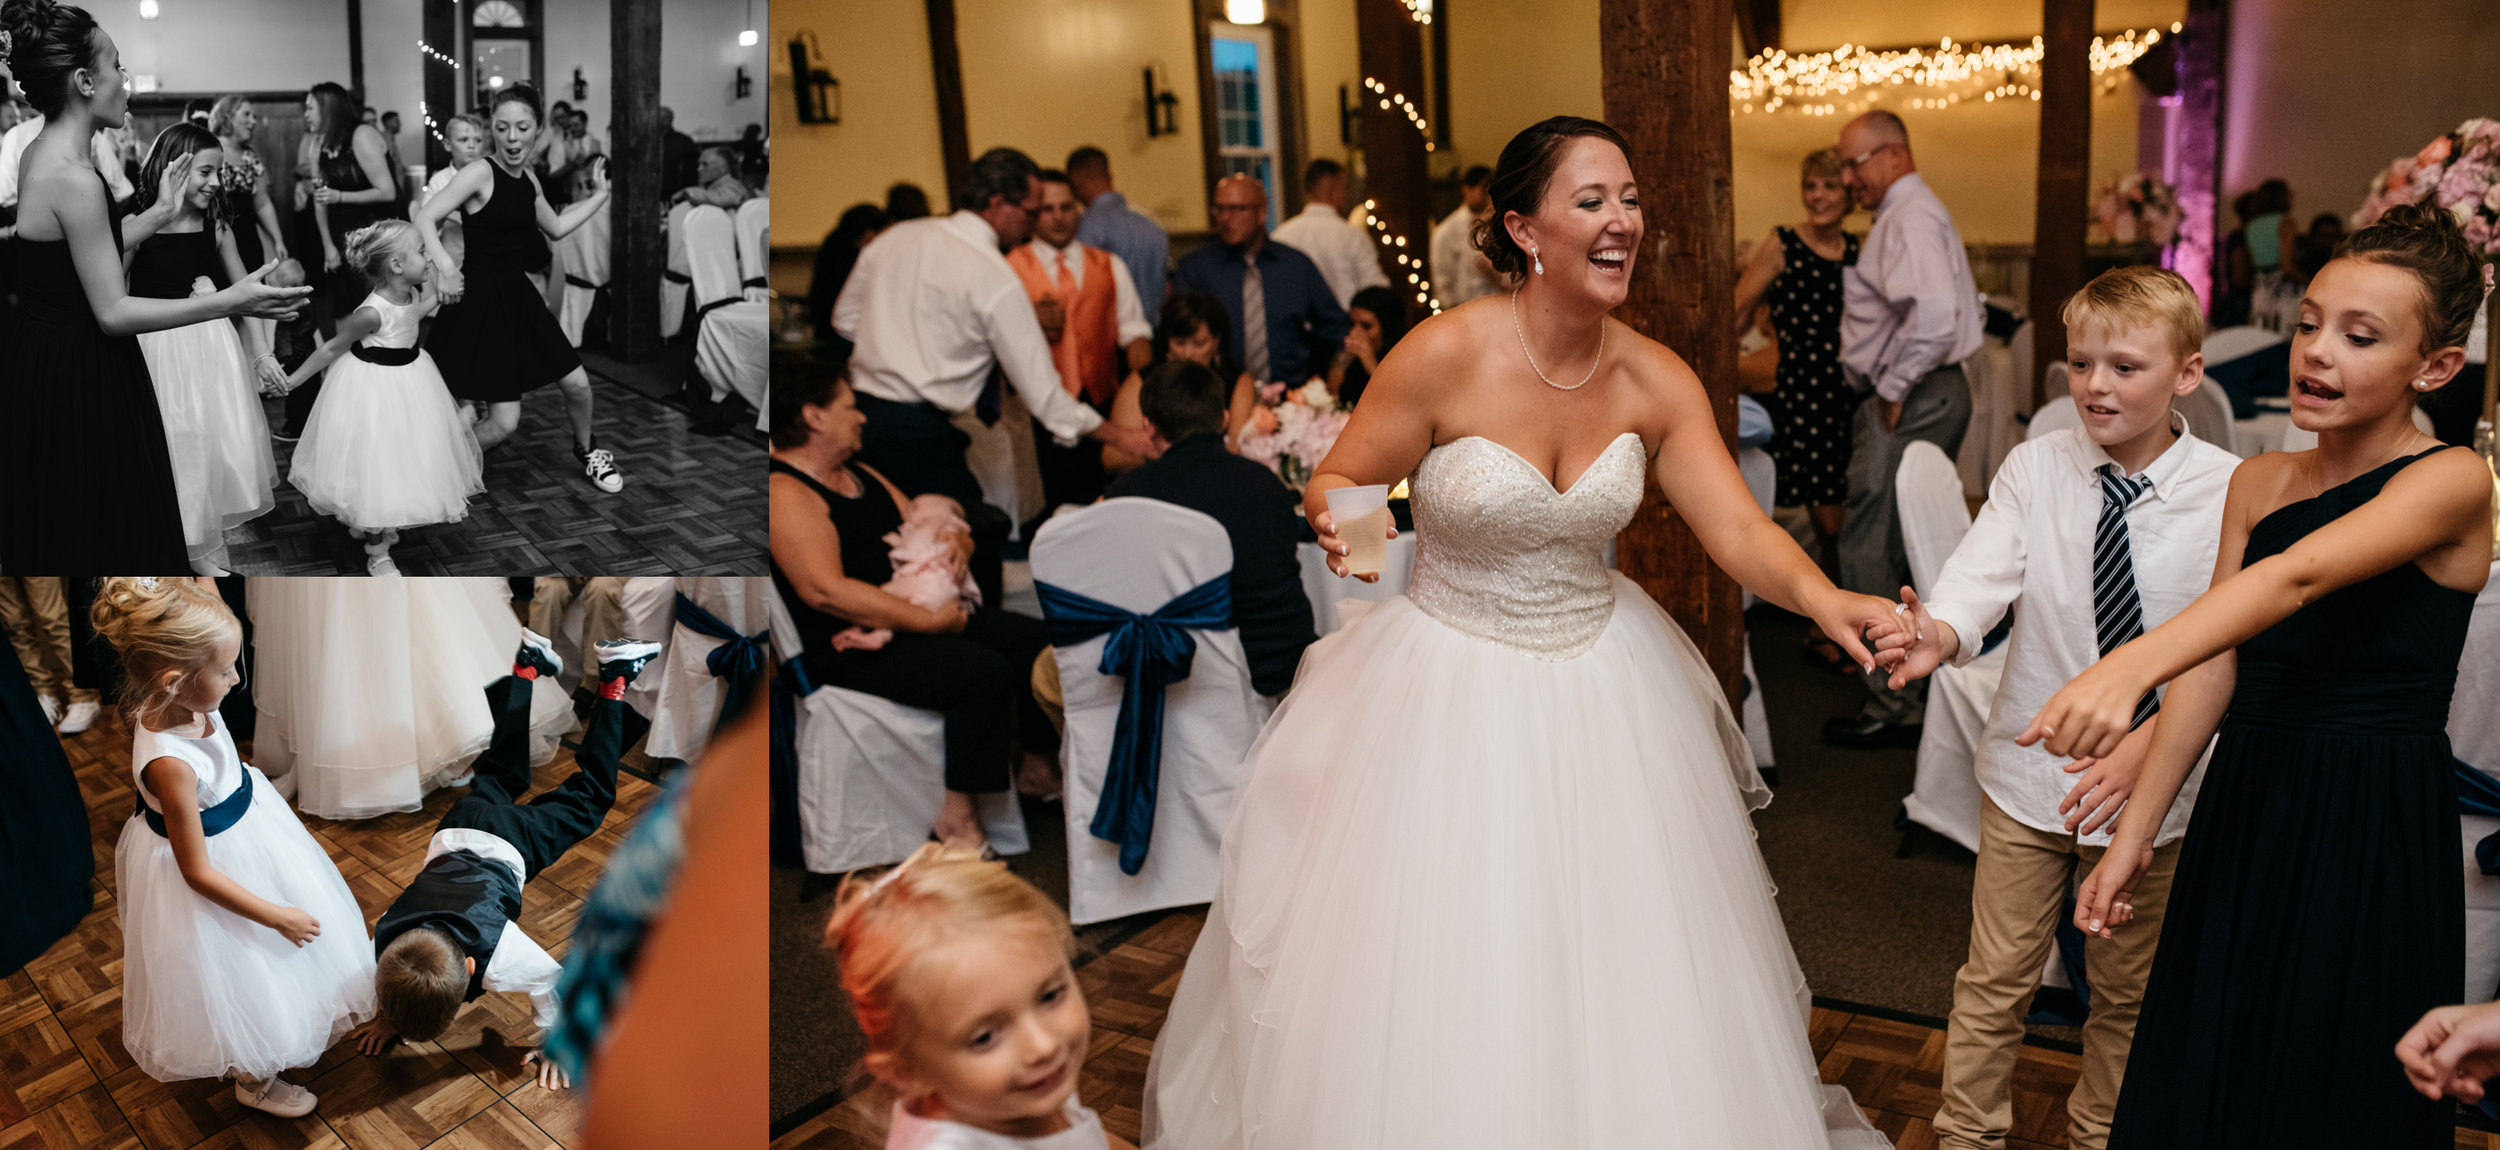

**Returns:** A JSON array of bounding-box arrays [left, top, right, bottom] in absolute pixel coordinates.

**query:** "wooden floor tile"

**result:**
[[417, 1102, 557, 1150], [49, 987, 132, 1084], [100, 1064, 255, 1150], [1079, 1032, 1149, 1146], [179, 1113, 350, 1150], [0, 1083, 142, 1150], [1073, 946, 1185, 1041], [300, 1042, 498, 1150], [494, 1079, 579, 1150], [20, 912, 120, 1015], [0, 1021, 93, 1122], [0, 977, 48, 1044]]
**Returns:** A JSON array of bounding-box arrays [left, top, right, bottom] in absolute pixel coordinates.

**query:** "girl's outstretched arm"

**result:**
[[143, 757, 320, 945], [534, 160, 609, 241], [283, 305, 385, 393]]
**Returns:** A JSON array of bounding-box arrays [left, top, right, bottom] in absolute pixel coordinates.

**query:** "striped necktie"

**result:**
[[1239, 253, 1269, 384], [2093, 463, 2161, 730]]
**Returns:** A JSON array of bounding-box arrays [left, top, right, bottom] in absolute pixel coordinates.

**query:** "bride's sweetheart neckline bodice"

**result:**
[[1405, 431, 1648, 660]]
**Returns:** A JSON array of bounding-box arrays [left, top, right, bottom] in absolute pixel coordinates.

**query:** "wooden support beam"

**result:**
[[924, 0, 973, 211], [422, 1, 457, 172], [2171, 1, 2226, 322], [1600, 0, 1744, 701], [2028, 0, 2094, 406], [1356, 0, 1429, 297], [609, 0, 664, 361]]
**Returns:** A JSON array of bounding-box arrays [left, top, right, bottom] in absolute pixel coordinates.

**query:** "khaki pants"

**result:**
[[1031, 648, 1065, 739], [0, 578, 94, 703], [529, 577, 630, 677], [1934, 794, 2181, 1150]]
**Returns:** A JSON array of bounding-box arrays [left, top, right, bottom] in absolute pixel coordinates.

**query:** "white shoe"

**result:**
[[57, 700, 98, 735], [38, 694, 63, 727], [234, 1076, 317, 1118]]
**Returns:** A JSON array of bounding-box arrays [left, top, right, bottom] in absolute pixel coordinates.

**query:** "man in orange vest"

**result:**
[[1006, 169, 1153, 516]]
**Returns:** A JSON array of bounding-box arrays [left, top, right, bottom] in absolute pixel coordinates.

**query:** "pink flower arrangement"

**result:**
[[2094, 172, 2182, 247], [1237, 379, 1350, 491], [2353, 117, 2500, 257]]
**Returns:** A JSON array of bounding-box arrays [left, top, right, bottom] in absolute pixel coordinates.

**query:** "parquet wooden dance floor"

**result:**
[[225, 372, 764, 577], [0, 713, 661, 1150]]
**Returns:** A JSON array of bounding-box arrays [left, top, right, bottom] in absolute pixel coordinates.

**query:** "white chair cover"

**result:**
[[1898, 441, 1968, 598], [2026, 393, 2081, 442], [1959, 333, 2029, 501], [1031, 498, 1270, 925], [684, 206, 768, 412], [771, 583, 1028, 875], [2179, 378, 2239, 456], [1895, 439, 2002, 853], [555, 202, 612, 347], [2455, 562, 2500, 1001], [632, 577, 767, 764], [736, 198, 770, 302], [661, 201, 693, 339]]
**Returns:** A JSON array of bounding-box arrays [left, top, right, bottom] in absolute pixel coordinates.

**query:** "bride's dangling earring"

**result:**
[[1532, 246, 1544, 276]]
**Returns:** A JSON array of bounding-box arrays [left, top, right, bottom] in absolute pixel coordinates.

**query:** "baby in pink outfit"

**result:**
[[831, 494, 982, 651]]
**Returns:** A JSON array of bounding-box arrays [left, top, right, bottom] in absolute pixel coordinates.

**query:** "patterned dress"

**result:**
[[1759, 226, 1859, 508]]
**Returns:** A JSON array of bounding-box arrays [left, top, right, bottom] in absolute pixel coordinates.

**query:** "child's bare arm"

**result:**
[[285, 306, 385, 391]]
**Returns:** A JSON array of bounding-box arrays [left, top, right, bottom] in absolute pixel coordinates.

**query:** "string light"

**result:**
[[1359, 199, 1440, 315], [1399, 0, 1432, 25], [419, 38, 462, 71], [1731, 26, 2162, 117], [1362, 77, 1434, 152]]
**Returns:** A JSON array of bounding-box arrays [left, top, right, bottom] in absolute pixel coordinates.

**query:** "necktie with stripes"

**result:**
[[2093, 463, 2162, 730]]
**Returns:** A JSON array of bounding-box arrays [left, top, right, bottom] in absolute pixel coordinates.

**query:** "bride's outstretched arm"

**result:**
[[1304, 318, 1444, 580], [1634, 339, 1895, 669]]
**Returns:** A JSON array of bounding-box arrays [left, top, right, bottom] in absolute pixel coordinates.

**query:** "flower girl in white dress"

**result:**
[[283, 219, 485, 575], [99, 577, 374, 1119]]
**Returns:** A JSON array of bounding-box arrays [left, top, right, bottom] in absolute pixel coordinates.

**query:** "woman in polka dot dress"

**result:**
[[1735, 147, 1860, 670]]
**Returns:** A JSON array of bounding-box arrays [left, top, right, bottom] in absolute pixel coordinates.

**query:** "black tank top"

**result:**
[[464, 160, 551, 274], [770, 457, 903, 657], [127, 227, 230, 301]]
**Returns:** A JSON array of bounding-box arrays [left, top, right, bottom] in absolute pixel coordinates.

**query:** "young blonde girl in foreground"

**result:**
[[829, 844, 1138, 1150], [98, 576, 374, 1118]]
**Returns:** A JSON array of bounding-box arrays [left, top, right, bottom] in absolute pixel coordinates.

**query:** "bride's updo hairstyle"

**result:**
[[1472, 115, 1634, 279], [0, 0, 102, 118], [89, 577, 242, 733], [2333, 200, 2486, 355], [826, 843, 1075, 1069]]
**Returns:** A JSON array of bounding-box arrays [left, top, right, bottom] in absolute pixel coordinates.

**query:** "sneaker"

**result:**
[[38, 694, 63, 727], [515, 628, 564, 680], [271, 425, 302, 444], [577, 443, 625, 493], [234, 1076, 317, 1119], [593, 638, 663, 688], [56, 700, 98, 735]]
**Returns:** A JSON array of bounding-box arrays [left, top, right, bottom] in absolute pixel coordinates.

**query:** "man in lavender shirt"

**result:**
[[1823, 110, 1984, 748], [1069, 146, 1170, 311]]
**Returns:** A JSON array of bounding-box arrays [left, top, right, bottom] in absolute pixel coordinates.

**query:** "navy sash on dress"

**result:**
[[138, 767, 254, 838], [351, 344, 421, 366], [1034, 575, 1232, 875], [674, 591, 768, 732]]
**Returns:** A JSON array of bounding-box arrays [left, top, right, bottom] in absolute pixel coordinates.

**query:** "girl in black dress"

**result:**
[[414, 82, 624, 494], [2031, 202, 2495, 1148], [0, 0, 306, 575]]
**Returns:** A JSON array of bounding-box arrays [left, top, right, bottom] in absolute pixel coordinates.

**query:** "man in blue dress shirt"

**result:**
[[1069, 146, 1169, 311], [1170, 174, 1349, 387]]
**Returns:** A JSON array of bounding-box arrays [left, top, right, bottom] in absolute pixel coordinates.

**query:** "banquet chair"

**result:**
[[735, 198, 770, 302], [556, 198, 612, 347], [1896, 440, 2004, 854], [683, 206, 769, 417], [770, 583, 1029, 876], [1031, 498, 1271, 925], [630, 578, 768, 764], [2025, 392, 2081, 442], [661, 201, 694, 340], [2454, 562, 2500, 1003], [2178, 378, 2239, 455]]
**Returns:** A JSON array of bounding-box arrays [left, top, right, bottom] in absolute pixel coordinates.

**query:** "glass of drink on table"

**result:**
[[1324, 484, 1392, 577]]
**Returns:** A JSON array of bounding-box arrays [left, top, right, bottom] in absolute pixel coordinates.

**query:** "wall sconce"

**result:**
[[1338, 83, 1357, 144], [788, 32, 840, 124], [1224, 0, 1264, 25], [734, 65, 753, 100], [1143, 66, 1180, 138], [571, 66, 587, 103]]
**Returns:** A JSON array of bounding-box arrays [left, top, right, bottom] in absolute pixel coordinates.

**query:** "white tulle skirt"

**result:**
[[289, 350, 483, 531], [1143, 576, 1889, 1149], [116, 764, 375, 1082], [136, 319, 277, 560], [249, 578, 576, 820]]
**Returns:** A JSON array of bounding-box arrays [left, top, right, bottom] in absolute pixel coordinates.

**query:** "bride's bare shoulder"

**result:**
[[1606, 321, 1702, 394]]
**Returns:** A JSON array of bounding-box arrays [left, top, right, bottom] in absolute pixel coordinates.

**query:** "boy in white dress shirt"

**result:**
[[1872, 266, 2241, 1150]]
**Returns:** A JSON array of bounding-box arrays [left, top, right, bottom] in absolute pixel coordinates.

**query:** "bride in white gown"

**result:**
[[1142, 117, 1899, 1148]]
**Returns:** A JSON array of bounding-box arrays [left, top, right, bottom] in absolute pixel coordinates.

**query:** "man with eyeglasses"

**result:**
[[1171, 173, 1350, 390], [1822, 109, 1984, 750]]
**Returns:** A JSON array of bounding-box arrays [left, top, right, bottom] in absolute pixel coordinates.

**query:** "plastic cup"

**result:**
[[1323, 484, 1392, 577]]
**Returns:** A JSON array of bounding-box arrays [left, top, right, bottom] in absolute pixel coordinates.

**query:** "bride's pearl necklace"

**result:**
[[1511, 286, 1604, 392]]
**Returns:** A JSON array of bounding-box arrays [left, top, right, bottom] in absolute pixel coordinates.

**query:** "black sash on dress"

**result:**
[[351, 344, 421, 366], [138, 767, 254, 838]]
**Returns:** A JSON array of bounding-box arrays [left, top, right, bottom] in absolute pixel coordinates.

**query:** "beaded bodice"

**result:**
[[1405, 432, 1646, 660]]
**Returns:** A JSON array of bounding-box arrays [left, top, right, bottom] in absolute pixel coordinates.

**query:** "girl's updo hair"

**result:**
[[490, 81, 545, 126], [344, 219, 415, 278], [1471, 115, 1635, 279], [2, 0, 103, 119], [825, 843, 1074, 1059], [89, 577, 240, 733], [2337, 200, 2486, 354]]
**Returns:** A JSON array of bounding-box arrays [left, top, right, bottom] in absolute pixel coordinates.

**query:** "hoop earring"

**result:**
[[1531, 246, 1544, 276]]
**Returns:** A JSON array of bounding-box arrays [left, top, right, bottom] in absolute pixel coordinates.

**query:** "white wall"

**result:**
[[107, 0, 349, 94]]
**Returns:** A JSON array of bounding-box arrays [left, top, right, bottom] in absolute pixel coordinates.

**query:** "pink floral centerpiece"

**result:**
[[2094, 172, 2183, 247], [2352, 117, 2500, 256], [1236, 379, 1351, 491]]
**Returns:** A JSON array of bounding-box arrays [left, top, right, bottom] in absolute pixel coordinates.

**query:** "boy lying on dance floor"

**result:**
[[348, 629, 661, 1088]]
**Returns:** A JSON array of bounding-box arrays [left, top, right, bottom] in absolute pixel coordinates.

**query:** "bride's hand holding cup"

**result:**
[[1313, 483, 1398, 582]]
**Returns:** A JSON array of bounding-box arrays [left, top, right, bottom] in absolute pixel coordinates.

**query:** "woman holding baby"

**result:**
[[769, 351, 1056, 853]]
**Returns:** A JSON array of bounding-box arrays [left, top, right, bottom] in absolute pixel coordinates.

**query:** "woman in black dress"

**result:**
[[0, 639, 90, 977], [2034, 203, 2494, 1148], [0, 0, 305, 574], [1734, 147, 1859, 666], [414, 82, 624, 494]]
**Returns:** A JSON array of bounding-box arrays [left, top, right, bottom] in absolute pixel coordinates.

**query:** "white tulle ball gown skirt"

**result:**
[[116, 765, 375, 1081], [135, 319, 276, 560], [288, 350, 483, 532], [249, 577, 576, 820]]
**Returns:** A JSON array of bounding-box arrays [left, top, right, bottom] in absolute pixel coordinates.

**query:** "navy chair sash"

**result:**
[[674, 592, 768, 732], [768, 653, 820, 868], [350, 344, 421, 366], [1035, 574, 1233, 876], [138, 767, 254, 838], [2454, 759, 2500, 876]]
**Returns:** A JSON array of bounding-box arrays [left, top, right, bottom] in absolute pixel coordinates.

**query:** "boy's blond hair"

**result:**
[[376, 928, 470, 1041], [2060, 265, 2206, 365], [825, 843, 1074, 1061]]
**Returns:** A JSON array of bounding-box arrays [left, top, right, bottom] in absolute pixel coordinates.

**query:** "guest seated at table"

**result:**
[[768, 352, 1056, 852], [1101, 292, 1259, 474], [672, 146, 753, 209], [1325, 285, 1410, 407], [1101, 360, 1317, 699]]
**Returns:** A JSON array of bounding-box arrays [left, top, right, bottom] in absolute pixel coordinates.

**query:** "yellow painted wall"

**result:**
[[771, 0, 951, 249], [1444, 0, 1602, 180], [1298, 0, 1363, 177]]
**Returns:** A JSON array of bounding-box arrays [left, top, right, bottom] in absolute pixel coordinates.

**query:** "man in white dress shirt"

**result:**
[[1271, 157, 1387, 309], [1429, 164, 1500, 308], [833, 148, 1156, 600], [1824, 110, 1985, 747], [0, 106, 135, 219]]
